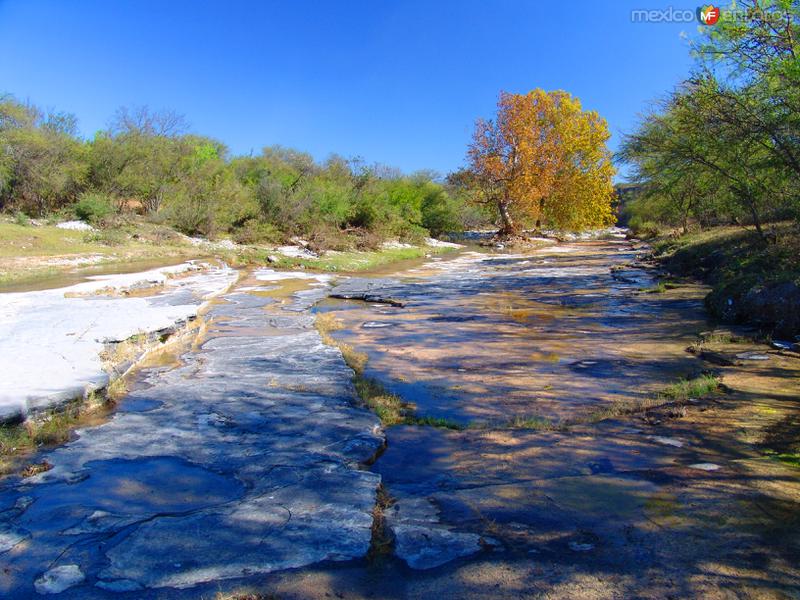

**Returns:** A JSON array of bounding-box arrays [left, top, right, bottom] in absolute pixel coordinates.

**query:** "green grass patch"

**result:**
[[580, 374, 720, 424], [271, 245, 454, 273], [657, 373, 719, 402], [407, 415, 465, 430], [353, 377, 412, 425], [0, 222, 106, 258], [315, 311, 469, 429], [764, 451, 800, 469]]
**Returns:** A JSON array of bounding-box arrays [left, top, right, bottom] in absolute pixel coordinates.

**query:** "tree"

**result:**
[[620, 0, 800, 239], [466, 89, 615, 236], [0, 96, 87, 214], [88, 109, 197, 214]]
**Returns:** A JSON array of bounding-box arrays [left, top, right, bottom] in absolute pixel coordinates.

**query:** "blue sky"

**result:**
[[0, 1, 698, 178]]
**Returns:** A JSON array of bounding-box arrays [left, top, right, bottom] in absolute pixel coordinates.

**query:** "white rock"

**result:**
[[382, 240, 416, 250], [736, 352, 770, 361], [0, 527, 28, 553], [647, 435, 685, 448], [425, 238, 462, 248], [568, 541, 595, 552], [56, 220, 94, 231], [688, 463, 721, 471], [0, 263, 237, 421], [34, 564, 85, 594], [276, 245, 318, 259], [254, 268, 332, 283]]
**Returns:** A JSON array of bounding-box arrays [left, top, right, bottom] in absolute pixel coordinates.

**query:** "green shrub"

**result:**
[[231, 219, 282, 245], [628, 217, 662, 239], [75, 192, 114, 224], [13, 211, 30, 226], [163, 197, 213, 237]]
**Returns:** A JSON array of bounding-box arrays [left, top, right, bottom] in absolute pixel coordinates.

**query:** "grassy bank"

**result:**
[[0, 220, 205, 288], [270, 245, 454, 273], [0, 218, 459, 288], [650, 225, 800, 338]]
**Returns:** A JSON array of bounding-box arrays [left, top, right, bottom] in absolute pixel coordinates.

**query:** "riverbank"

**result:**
[[649, 224, 800, 340], [0, 218, 461, 290]]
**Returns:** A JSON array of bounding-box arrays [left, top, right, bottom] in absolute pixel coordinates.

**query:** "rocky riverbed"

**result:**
[[1, 238, 798, 599]]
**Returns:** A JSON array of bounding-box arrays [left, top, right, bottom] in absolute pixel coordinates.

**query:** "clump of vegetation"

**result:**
[[367, 483, 396, 562], [1, 412, 75, 474], [642, 282, 667, 294], [83, 229, 127, 246], [271, 245, 452, 273], [354, 377, 411, 425], [699, 330, 743, 345], [653, 226, 800, 336], [657, 374, 719, 402], [765, 451, 800, 469], [407, 416, 465, 430], [312, 311, 344, 340], [315, 313, 469, 428], [581, 374, 720, 424], [21, 460, 52, 478], [74, 191, 114, 224], [0, 391, 113, 475]]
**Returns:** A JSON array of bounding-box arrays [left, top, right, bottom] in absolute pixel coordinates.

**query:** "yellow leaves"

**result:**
[[468, 89, 616, 232]]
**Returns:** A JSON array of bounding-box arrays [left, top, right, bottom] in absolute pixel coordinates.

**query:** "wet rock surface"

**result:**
[[2, 239, 799, 599], [319, 239, 800, 597], [326, 241, 708, 425], [0, 270, 383, 597]]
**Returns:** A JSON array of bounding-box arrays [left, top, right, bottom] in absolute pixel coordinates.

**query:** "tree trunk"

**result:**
[[497, 199, 516, 236], [534, 198, 546, 232], [747, 198, 770, 244]]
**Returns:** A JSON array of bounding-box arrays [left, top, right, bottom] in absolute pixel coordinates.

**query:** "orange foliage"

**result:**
[[468, 89, 615, 234]]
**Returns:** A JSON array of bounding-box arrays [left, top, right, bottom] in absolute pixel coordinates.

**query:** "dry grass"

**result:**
[[500, 414, 565, 431], [21, 460, 52, 478], [0, 392, 113, 476], [315, 312, 371, 374], [367, 483, 396, 561]]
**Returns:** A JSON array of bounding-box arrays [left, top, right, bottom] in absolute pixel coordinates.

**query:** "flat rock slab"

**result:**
[[0, 262, 237, 420], [0, 270, 384, 596]]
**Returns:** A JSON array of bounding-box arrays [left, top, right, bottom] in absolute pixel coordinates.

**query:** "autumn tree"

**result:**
[[466, 89, 615, 236]]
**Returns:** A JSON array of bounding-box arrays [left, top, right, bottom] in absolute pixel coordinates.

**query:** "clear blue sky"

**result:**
[[0, 0, 698, 178]]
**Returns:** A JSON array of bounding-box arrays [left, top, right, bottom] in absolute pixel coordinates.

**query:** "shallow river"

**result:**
[[2, 237, 799, 599]]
